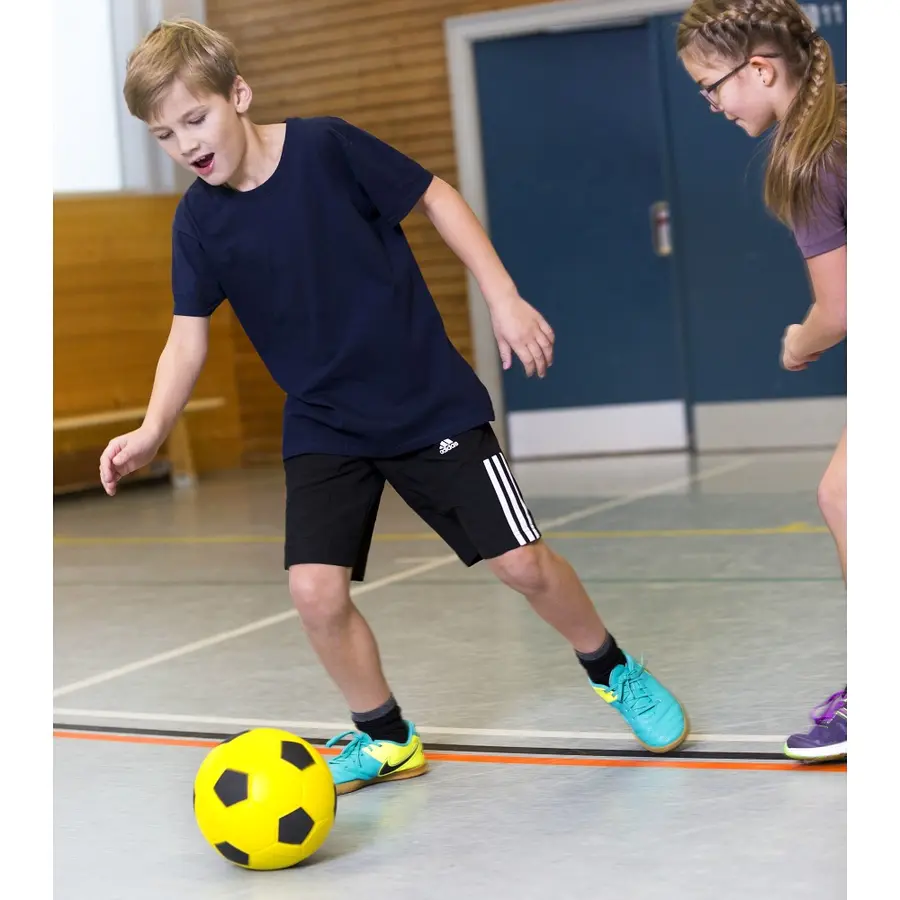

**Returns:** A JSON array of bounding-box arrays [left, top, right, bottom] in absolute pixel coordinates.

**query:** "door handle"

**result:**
[[650, 201, 673, 257]]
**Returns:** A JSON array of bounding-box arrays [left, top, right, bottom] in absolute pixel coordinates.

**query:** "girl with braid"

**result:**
[[676, 0, 847, 763]]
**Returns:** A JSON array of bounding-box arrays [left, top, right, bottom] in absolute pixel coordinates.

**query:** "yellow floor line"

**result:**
[[53, 522, 828, 545]]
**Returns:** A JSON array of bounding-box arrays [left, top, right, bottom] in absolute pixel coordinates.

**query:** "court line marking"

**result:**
[[54, 576, 843, 587], [52, 721, 789, 760], [52, 730, 844, 773], [546, 523, 827, 538], [52, 707, 784, 744], [389, 572, 841, 584], [52, 521, 827, 545], [52, 457, 749, 699]]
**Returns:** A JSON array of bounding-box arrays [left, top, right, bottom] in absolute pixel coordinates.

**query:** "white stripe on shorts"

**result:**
[[495, 452, 541, 539], [483, 453, 541, 545]]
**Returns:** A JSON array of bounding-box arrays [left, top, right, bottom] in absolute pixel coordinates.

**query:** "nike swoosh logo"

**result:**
[[593, 686, 617, 703], [378, 746, 418, 777]]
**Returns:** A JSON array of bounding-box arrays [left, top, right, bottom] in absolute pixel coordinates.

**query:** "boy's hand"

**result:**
[[781, 323, 822, 371], [489, 295, 555, 378], [99, 426, 163, 496]]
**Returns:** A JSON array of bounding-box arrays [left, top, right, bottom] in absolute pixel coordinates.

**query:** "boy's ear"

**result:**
[[232, 76, 252, 113]]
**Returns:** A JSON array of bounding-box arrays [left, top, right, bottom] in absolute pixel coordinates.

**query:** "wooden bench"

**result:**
[[53, 397, 225, 491]]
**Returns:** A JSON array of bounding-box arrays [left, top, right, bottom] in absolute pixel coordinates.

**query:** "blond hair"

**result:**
[[677, 0, 846, 228], [124, 18, 240, 122]]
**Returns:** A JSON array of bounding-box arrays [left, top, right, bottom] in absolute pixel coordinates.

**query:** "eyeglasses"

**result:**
[[699, 54, 780, 110]]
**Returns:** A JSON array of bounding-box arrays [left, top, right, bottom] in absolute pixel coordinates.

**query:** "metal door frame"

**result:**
[[444, 0, 691, 455]]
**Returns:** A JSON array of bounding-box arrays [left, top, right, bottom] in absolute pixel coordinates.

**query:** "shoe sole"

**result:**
[[783, 740, 846, 763], [335, 759, 430, 795], [636, 710, 691, 755]]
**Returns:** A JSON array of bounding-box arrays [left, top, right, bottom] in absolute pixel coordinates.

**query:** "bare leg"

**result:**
[[818, 427, 847, 582], [487, 541, 609, 653], [288, 564, 391, 713], [783, 427, 848, 761], [488, 539, 687, 753]]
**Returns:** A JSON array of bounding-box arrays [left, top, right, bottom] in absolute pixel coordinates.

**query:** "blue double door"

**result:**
[[474, 6, 846, 457]]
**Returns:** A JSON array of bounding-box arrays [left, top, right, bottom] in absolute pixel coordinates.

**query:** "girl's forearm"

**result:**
[[794, 302, 847, 357]]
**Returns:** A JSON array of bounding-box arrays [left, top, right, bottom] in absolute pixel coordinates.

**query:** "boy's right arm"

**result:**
[[99, 315, 210, 496]]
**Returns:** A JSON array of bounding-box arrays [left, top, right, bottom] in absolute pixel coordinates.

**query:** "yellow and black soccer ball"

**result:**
[[193, 728, 336, 870]]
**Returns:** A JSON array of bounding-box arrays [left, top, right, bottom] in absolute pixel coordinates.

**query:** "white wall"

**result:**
[[53, 0, 122, 192], [53, 0, 207, 195]]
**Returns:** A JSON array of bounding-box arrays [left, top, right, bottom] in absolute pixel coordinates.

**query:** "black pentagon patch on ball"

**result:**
[[214, 769, 248, 807], [281, 739, 314, 772], [278, 807, 314, 845], [216, 842, 250, 866]]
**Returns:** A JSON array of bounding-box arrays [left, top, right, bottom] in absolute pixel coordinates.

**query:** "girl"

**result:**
[[676, 0, 847, 762]]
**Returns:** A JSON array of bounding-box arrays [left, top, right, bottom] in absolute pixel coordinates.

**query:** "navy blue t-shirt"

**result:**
[[171, 116, 494, 458]]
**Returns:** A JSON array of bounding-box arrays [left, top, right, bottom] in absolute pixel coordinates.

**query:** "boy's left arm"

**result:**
[[416, 176, 554, 379]]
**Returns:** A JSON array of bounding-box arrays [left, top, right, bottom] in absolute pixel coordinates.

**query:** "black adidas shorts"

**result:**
[[283, 424, 542, 580]]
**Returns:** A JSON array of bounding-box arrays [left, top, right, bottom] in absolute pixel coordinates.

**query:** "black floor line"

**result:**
[[53, 721, 789, 762]]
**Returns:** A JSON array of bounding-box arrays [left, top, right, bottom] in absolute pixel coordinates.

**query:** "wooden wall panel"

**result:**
[[53, 194, 243, 488], [207, 0, 541, 459]]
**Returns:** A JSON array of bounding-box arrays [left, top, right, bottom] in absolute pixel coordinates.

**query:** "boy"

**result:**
[[100, 18, 688, 794]]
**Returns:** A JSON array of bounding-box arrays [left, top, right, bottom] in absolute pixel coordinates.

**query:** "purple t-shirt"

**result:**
[[792, 167, 847, 259]]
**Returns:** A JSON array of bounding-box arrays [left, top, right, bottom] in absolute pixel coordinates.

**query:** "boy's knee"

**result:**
[[488, 541, 554, 595], [288, 565, 351, 628]]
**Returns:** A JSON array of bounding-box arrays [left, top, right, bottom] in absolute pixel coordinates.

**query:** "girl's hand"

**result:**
[[781, 324, 823, 371]]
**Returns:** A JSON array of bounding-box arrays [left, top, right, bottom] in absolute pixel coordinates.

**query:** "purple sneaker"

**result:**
[[784, 688, 847, 762]]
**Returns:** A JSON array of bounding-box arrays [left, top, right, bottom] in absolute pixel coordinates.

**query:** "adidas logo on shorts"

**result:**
[[438, 438, 459, 454]]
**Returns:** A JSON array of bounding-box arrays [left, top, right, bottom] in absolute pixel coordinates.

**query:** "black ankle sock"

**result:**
[[576, 633, 628, 687], [351, 695, 409, 744]]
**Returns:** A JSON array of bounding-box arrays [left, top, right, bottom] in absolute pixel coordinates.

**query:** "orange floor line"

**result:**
[[52, 730, 846, 773]]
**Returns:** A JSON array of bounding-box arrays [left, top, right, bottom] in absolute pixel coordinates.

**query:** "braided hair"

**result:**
[[677, 0, 845, 228]]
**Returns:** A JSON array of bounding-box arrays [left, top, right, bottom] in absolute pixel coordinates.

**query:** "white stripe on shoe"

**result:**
[[483, 455, 527, 546], [784, 740, 847, 761]]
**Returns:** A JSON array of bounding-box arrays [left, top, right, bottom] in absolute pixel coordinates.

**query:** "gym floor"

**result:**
[[53, 450, 846, 899]]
